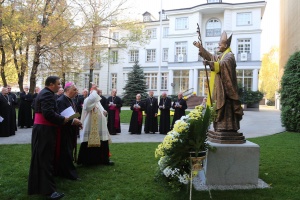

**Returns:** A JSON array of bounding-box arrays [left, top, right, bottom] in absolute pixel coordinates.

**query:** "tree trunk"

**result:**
[[88, 25, 97, 91], [0, 3, 7, 87]]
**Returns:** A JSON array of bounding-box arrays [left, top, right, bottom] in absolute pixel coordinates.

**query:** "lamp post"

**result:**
[[157, 0, 163, 99]]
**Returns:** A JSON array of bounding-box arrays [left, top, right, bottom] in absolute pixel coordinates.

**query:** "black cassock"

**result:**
[[107, 96, 122, 135], [0, 94, 15, 137], [100, 95, 108, 111], [75, 94, 84, 117], [8, 92, 18, 131], [171, 98, 187, 129], [56, 95, 79, 180], [18, 91, 33, 128], [159, 97, 172, 134], [129, 100, 145, 134], [28, 87, 65, 195], [144, 97, 158, 133]]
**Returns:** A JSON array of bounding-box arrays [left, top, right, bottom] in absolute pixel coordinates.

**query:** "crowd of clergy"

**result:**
[[1, 79, 188, 199]]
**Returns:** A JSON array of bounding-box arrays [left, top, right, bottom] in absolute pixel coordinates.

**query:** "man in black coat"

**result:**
[[107, 89, 122, 135], [98, 89, 108, 111], [171, 92, 187, 129], [144, 91, 158, 134], [28, 76, 69, 199], [0, 87, 15, 137], [159, 92, 172, 135], [18, 86, 33, 128], [7, 85, 18, 132], [129, 94, 145, 134], [56, 82, 82, 180]]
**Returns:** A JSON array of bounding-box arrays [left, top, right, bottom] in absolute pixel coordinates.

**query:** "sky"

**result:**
[[127, 0, 279, 56]]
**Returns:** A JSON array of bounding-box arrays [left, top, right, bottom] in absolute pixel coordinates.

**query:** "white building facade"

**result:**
[[79, 1, 266, 97]]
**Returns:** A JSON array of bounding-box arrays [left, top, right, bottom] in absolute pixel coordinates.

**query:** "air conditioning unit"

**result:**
[[178, 54, 184, 62], [240, 52, 247, 61]]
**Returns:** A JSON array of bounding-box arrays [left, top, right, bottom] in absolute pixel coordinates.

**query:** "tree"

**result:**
[[280, 51, 300, 132], [122, 61, 147, 105], [74, 0, 148, 92], [259, 47, 279, 102]]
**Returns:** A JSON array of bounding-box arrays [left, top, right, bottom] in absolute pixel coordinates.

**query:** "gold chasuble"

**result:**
[[88, 108, 101, 147]]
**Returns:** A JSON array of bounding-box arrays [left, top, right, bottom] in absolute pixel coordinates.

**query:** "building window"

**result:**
[[237, 12, 252, 26], [84, 74, 89, 88], [111, 50, 118, 63], [161, 73, 168, 90], [206, 19, 221, 37], [175, 17, 188, 30], [111, 73, 117, 89], [112, 32, 119, 42], [206, 42, 219, 54], [163, 48, 168, 61], [94, 73, 99, 85], [237, 70, 253, 91], [237, 39, 251, 53], [146, 28, 157, 39], [173, 70, 189, 93], [143, 15, 151, 22], [95, 51, 101, 63], [145, 73, 157, 90], [175, 42, 187, 62], [129, 50, 139, 62], [146, 49, 156, 62], [163, 27, 169, 38]]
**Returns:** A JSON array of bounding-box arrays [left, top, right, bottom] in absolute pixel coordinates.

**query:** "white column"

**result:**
[[193, 68, 198, 94], [252, 69, 258, 91], [189, 69, 193, 92], [168, 69, 174, 95]]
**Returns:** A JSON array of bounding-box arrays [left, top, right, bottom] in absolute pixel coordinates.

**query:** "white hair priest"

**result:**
[[77, 84, 114, 166]]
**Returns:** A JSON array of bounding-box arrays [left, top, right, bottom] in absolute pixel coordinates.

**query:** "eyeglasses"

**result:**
[[8, 88, 11, 89]]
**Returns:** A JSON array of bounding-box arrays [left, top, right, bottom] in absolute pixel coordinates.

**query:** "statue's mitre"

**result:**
[[220, 31, 232, 47]]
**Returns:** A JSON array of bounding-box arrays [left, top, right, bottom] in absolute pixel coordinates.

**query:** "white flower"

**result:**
[[163, 167, 172, 177], [178, 173, 189, 184]]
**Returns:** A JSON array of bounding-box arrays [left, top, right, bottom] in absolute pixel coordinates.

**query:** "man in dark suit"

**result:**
[[159, 92, 171, 135], [171, 92, 187, 129], [144, 91, 158, 134]]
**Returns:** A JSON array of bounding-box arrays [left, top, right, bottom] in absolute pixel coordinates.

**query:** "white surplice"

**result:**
[[80, 90, 111, 143]]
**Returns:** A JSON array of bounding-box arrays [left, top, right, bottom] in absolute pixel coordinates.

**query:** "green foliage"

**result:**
[[122, 61, 148, 105], [239, 89, 264, 105], [280, 51, 300, 132]]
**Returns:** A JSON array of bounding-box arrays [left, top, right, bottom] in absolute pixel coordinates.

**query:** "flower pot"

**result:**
[[189, 151, 206, 172]]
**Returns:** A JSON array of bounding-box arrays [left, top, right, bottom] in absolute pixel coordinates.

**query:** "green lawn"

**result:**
[[0, 132, 299, 200]]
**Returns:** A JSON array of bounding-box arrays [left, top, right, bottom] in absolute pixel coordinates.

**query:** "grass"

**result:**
[[0, 132, 299, 200]]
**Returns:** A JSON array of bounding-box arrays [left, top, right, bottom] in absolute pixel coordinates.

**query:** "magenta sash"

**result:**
[[34, 113, 56, 126], [109, 106, 120, 129], [134, 108, 142, 125]]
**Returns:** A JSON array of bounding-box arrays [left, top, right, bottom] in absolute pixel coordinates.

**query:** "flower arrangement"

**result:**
[[155, 105, 215, 191]]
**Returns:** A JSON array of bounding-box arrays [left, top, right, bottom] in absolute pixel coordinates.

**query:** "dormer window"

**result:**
[[143, 12, 152, 22], [207, 0, 222, 3]]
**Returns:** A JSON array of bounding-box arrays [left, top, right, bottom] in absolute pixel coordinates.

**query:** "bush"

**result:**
[[239, 88, 264, 105], [280, 51, 300, 132]]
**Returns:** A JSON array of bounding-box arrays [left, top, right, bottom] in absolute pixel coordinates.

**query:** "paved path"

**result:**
[[0, 106, 285, 145]]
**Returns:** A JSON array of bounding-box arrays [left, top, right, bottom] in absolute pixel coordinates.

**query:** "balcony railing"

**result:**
[[174, 54, 187, 62], [237, 53, 252, 62]]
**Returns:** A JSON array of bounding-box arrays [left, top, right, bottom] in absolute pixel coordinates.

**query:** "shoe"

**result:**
[[151, 132, 155, 134], [104, 161, 115, 166], [144, 132, 149, 134], [48, 192, 65, 199]]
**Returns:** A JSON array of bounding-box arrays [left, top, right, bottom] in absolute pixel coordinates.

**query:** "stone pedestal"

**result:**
[[205, 140, 260, 185]]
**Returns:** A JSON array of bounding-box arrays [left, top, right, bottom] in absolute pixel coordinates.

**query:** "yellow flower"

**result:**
[[183, 96, 187, 100], [173, 120, 189, 133]]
